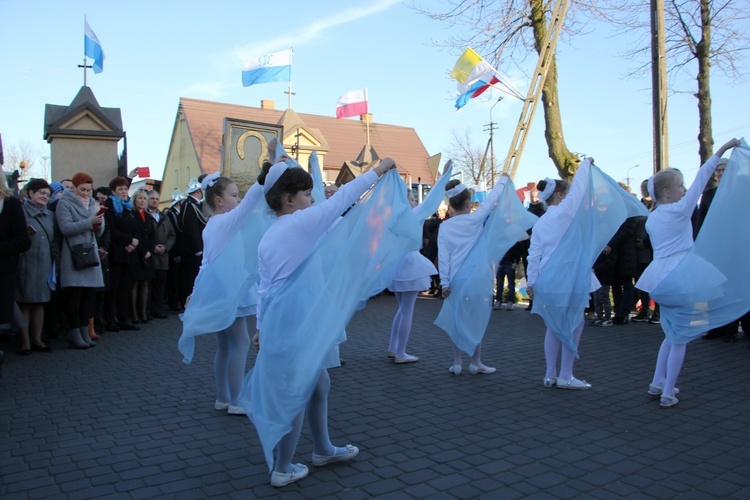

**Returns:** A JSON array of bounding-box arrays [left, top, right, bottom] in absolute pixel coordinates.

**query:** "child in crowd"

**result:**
[[592, 239, 616, 327]]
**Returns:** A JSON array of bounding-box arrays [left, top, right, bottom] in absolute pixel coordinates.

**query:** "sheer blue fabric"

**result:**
[[178, 194, 273, 364], [651, 142, 750, 344], [532, 164, 649, 356], [309, 151, 326, 207], [389, 161, 453, 293], [240, 169, 421, 470], [413, 160, 453, 222], [434, 179, 538, 354]]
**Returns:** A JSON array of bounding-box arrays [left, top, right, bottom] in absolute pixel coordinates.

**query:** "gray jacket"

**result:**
[[55, 189, 105, 289], [17, 201, 57, 303], [149, 209, 176, 271]]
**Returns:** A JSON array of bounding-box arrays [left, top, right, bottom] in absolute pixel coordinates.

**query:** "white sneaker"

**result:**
[[506, 302, 514, 311], [214, 400, 229, 411], [492, 301, 501, 310]]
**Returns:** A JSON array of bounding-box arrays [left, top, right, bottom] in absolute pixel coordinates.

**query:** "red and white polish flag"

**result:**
[[336, 88, 368, 119]]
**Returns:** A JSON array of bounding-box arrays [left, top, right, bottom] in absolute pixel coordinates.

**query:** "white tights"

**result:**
[[650, 339, 685, 397], [275, 369, 336, 474], [452, 342, 486, 367], [388, 291, 418, 357], [544, 318, 584, 381], [214, 317, 251, 405]]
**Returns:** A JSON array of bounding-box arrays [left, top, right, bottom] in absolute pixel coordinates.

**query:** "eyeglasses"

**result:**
[[36, 191, 51, 197]]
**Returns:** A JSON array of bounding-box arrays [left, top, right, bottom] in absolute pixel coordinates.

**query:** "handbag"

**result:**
[[66, 236, 100, 270]]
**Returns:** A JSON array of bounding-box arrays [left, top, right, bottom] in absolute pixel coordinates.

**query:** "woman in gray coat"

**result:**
[[56, 172, 105, 349], [17, 179, 57, 354]]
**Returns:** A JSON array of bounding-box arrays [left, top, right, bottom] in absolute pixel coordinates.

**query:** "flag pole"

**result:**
[[82, 16, 87, 86], [287, 47, 293, 108], [78, 16, 93, 86], [365, 88, 370, 147]]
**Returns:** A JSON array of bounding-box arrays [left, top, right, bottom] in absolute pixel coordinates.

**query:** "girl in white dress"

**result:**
[[436, 174, 533, 375], [178, 172, 267, 415], [526, 172, 592, 390], [527, 158, 648, 390], [247, 158, 403, 487], [637, 138, 741, 408], [387, 162, 454, 364]]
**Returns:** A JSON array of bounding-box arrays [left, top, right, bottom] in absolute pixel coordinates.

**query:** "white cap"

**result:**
[[186, 178, 201, 194]]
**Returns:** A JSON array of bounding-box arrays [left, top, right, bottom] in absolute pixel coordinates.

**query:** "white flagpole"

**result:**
[[81, 16, 89, 86], [287, 47, 294, 108]]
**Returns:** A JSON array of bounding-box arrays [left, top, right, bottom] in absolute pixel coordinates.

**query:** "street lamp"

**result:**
[[625, 165, 640, 189]]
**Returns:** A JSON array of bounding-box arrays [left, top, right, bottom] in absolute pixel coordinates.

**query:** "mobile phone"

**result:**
[[27, 225, 37, 236], [96, 206, 109, 216]]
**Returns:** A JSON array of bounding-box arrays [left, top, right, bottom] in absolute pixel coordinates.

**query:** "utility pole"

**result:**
[[651, 0, 669, 173], [480, 97, 502, 188], [625, 165, 639, 189]]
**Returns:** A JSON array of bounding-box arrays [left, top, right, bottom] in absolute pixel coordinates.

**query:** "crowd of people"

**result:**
[[0, 168, 213, 367], [3, 137, 748, 486]]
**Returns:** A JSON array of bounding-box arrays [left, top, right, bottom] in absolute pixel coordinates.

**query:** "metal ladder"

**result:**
[[502, 0, 571, 179]]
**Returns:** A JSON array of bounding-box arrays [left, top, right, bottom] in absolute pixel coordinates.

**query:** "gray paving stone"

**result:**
[[3, 296, 750, 497]]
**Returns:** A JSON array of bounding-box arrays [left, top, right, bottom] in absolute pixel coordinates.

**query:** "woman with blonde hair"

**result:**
[[130, 189, 155, 324]]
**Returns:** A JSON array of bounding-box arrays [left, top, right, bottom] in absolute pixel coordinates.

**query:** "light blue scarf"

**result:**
[[109, 195, 133, 215]]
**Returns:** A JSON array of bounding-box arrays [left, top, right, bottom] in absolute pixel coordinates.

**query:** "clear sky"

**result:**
[[1, 0, 747, 191]]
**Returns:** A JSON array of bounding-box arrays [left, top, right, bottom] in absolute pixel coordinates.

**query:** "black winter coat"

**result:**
[[105, 198, 138, 265]]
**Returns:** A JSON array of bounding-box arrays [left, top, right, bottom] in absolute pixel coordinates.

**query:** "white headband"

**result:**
[[446, 184, 467, 198], [538, 178, 556, 202], [201, 172, 221, 191], [647, 176, 655, 201], [263, 160, 298, 195]]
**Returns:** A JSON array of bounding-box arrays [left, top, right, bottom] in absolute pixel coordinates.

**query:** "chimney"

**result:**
[[260, 99, 275, 110], [360, 113, 372, 123]]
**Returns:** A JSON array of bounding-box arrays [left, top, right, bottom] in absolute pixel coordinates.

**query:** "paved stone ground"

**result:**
[[2, 294, 750, 498]]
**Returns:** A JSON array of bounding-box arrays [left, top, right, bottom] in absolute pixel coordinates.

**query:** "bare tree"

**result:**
[[447, 128, 500, 187], [414, 0, 624, 180], [2, 140, 49, 181], [616, 0, 749, 163]]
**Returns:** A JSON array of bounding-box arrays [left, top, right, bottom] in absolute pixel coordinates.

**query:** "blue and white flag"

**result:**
[[84, 18, 105, 74], [471, 180, 487, 203], [242, 49, 292, 87]]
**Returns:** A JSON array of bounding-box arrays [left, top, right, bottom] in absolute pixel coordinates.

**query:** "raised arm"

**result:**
[[556, 158, 592, 219], [674, 139, 739, 215], [207, 182, 264, 237], [293, 158, 396, 240], [465, 174, 509, 224]]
